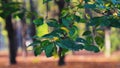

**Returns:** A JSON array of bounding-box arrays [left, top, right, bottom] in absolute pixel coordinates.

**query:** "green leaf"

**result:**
[[65, 0, 70, 2], [100, 17, 111, 26], [69, 26, 79, 39], [56, 39, 78, 50], [56, 42, 67, 49], [45, 43, 54, 57], [62, 15, 73, 27], [89, 16, 111, 27], [51, 29, 66, 37], [76, 37, 87, 43], [69, 27, 76, 37], [60, 38, 82, 51], [100, 20, 111, 26], [33, 40, 49, 56], [95, 36, 104, 48], [43, 0, 52, 4], [0, 2, 22, 18], [96, 0, 103, 4], [13, 9, 25, 20], [42, 29, 65, 38], [41, 40, 50, 47], [42, 33, 54, 38], [61, 8, 69, 17], [80, 18, 87, 23], [74, 44, 84, 50], [89, 17, 101, 26], [110, 17, 120, 28], [84, 4, 96, 8], [33, 45, 43, 56], [86, 36, 94, 44], [47, 19, 59, 27], [74, 15, 81, 22], [84, 0, 90, 3], [77, 4, 84, 8], [62, 18, 70, 27], [111, 22, 120, 28], [84, 45, 100, 52], [82, 31, 91, 36], [33, 17, 44, 26], [61, 39, 75, 49]]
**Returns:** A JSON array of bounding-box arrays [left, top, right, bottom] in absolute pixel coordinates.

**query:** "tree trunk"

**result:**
[[29, 0, 37, 38], [58, 48, 65, 66], [21, 0, 28, 57], [104, 9, 112, 57], [55, 0, 65, 66], [3, 0, 18, 64], [104, 27, 111, 57], [5, 15, 17, 64]]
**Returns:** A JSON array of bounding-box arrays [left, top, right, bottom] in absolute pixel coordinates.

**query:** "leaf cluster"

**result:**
[[0, 1, 23, 18], [30, 0, 101, 57], [30, 0, 120, 57]]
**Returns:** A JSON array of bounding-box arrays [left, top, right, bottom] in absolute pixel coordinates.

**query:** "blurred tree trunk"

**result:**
[[4, 0, 18, 64], [104, 27, 111, 57], [21, 0, 28, 57], [58, 47, 65, 66], [104, 10, 112, 57], [29, 0, 37, 38], [55, 0, 65, 66], [6, 15, 17, 64]]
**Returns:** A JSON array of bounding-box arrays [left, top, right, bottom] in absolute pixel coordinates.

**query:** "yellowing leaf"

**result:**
[[60, 27, 69, 33], [105, 3, 110, 7], [53, 37, 59, 41], [73, 22, 78, 26], [36, 23, 48, 37], [53, 53, 59, 58], [79, 0, 83, 3]]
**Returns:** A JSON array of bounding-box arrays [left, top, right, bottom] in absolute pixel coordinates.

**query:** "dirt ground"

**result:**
[[0, 50, 120, 68]]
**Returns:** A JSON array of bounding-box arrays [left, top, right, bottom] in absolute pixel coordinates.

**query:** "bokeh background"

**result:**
[[0, 0, 120, 68]]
